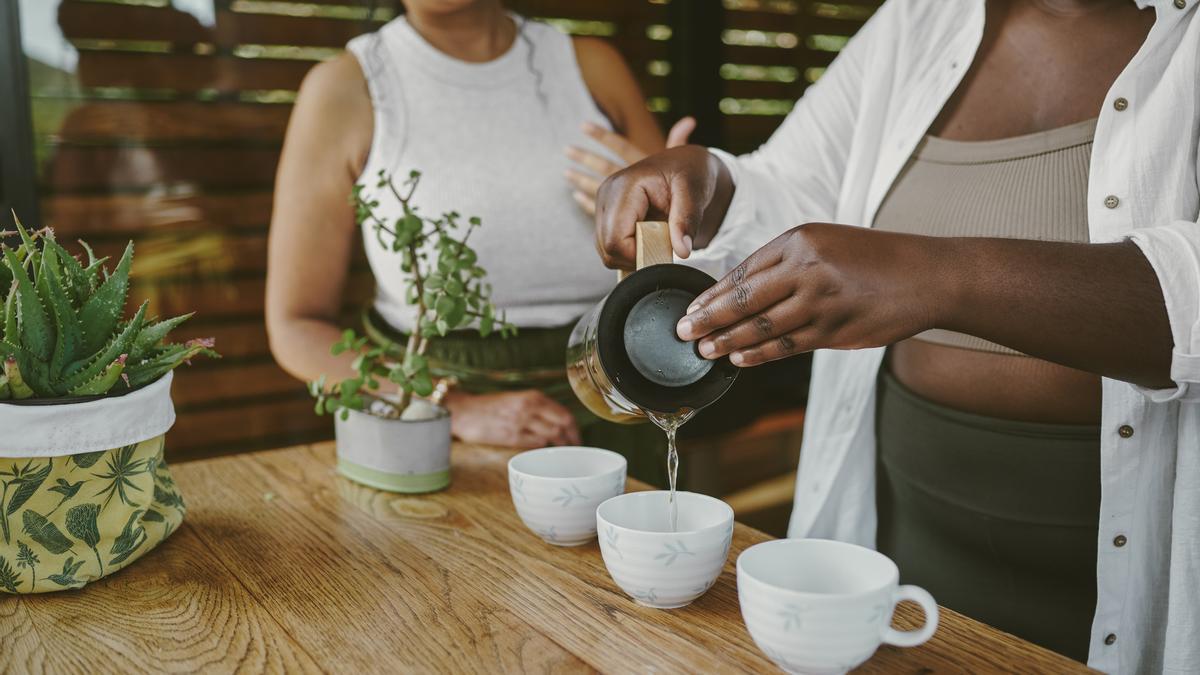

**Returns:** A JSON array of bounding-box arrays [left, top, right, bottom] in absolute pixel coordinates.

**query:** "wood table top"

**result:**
[[1, 442, 1094, 674]]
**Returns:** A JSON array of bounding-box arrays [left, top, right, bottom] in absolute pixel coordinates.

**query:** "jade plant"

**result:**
[[310, 170, 513, 420], [0, 215, 217, 400]]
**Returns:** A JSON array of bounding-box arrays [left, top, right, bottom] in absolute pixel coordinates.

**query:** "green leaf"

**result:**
[[129, 313, 192, 361], [3, 356, 33, 399], [435, 318, 449, 336], [2, 247, 53, 362], [68, 355, 127, 396], [411, 371, 434, 397], [0, 556, 18, 593], [71, 451, 105, 469], [63, 301, 146, 391], [3, 281, 17, 345], [78, 241, 132, 355], [6, 461, 51, 517], [22, 510, 74, 555], [142, 509, 165, 523], [40, 237, 86, 305], [480, 315, 494, 338], [40, 244, 84, 380]]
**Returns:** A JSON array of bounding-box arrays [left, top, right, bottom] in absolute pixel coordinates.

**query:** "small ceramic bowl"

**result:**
[[596, 490, 734, 609], [508, 446, 627, 546]]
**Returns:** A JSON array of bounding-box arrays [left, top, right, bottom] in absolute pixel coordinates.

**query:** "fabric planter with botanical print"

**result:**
[[0, 372, 184, 594]]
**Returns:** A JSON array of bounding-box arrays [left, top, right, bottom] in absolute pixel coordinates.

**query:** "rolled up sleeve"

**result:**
[[1128, 219, 1200, 402]]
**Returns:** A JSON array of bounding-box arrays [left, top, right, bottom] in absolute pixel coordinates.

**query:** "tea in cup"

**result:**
[[737, 539, 938, 675], [596, 490, 733, 609], [508, 446, 626, 546]]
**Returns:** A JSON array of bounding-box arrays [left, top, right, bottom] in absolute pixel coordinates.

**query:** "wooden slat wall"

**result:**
[[26, 0, 876, 462]]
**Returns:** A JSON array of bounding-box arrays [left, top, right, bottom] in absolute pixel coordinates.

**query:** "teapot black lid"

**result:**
[[597, 263, 739, 415]]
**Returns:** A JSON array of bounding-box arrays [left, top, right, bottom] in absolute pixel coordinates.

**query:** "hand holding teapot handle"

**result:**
[[594, 146, 734, 270]]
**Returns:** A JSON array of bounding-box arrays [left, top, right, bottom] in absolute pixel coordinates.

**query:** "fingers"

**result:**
[[677, 248, 789, 340], [595, 175, 652, 269], [564, 167, 602, 196], [572, 190, 596, 216], [565, 144, 624, 178], [665, 116, 696, 148], [726, 325, 819, 367], [667, 172, 703, 259], [581, 120, 647, 165], [695, 293, 811, 360], [533, 396, 582, 445]]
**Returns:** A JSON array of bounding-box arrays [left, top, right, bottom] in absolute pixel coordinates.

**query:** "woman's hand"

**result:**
[[677, 223, 949, 366], [593, 144, 733, 267], [565, 116, 695, 216], [444, 389, 582, 449]]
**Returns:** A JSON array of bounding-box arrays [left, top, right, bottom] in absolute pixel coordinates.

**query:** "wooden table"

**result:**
[[2, 442, 1093, 674]]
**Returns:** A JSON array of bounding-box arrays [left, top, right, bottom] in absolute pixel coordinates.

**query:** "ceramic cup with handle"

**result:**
[[738, 538, 939, 675], [596, 490, 734, 609], [508, 446, 627, 546]]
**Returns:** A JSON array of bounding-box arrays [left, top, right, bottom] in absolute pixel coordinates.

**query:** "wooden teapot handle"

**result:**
[[617, 221, 673, 281]]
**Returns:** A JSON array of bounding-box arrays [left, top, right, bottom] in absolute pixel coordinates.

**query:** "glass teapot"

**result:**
[[567, 222, 739, 424]]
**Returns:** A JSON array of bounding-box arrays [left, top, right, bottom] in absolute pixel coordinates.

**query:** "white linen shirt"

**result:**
[[687, 1, 1200, 672]]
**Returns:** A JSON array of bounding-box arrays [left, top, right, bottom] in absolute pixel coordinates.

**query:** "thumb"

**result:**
[[665, 116, 696, 148]]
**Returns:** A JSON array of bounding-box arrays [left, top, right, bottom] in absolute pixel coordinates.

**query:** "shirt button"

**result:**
[[1114, 534, 1128, 547], [1105, 633, 1117, 646], [1119, 424, 1135, 438], [1113, 97, 1129, 111], [1104, 195, 1121, 209], [1175, 0, 1186, 9]]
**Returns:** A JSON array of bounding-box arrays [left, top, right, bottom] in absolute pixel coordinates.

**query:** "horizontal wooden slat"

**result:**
[[170, 360, 307, 408], [131, 270, 373, 320], [166, 394, 332, 457], [41, 192, 273, 235], [58, 1, 211, 44], [213, 10, 383, 49], [42, 144, 280, 191], [46, 100, 291, 142], [721, 45, 838, 69], [722, 78, 806, 100], [512, 0, 668, 22], [85, 230, 271, 277], [77, 51, 316, 93], [724, 12, 870, 34]]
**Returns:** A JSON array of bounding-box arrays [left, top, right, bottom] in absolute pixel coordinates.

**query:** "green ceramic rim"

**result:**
[[337, 458, 450, 494]]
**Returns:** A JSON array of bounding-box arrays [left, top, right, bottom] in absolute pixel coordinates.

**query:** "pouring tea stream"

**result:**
[[567, 222, 738, 529]]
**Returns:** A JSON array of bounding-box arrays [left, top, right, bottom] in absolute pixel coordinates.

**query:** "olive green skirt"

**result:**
[[363, 309, 670, 487], [875, 370, 1100, 662]]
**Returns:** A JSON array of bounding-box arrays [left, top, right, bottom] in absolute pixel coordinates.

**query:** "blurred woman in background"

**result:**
[[266, 0, 690, 483]]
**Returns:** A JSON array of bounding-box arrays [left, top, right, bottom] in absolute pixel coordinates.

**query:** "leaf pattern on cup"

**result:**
[[654, 540, 695, 567], [552, 484, 586, 508], [604, 526, 622, 559], [509, 474, 526, 502], [536, 525, 558, 542], [630, 588, 658, 604], [781, 603, 807, 631]]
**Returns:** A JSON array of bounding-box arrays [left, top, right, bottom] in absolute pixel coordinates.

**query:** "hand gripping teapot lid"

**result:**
[[596, 224, 738, 415]]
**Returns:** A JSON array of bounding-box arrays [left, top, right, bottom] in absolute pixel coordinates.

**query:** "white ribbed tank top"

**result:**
[[346, 15, 617, 331]]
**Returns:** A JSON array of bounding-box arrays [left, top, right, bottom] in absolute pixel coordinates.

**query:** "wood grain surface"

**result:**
[[1, 442, 1095, 674]]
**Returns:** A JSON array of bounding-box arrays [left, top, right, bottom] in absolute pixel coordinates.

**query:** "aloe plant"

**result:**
[[0, 214, 218, 400], [311, 170, 513, 419]]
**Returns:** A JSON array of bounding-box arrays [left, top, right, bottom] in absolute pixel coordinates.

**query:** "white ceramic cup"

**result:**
[[596, 490, 734, 609], [737, 539, 939, 675], [508, 446, 627, 546]]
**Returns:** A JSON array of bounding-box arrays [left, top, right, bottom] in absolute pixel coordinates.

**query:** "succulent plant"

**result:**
[[0, 215, 218, 400], [311, 170, 513, 419]]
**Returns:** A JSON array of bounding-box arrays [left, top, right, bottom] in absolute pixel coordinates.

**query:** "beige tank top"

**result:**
[[873, 118, 1096, 355]]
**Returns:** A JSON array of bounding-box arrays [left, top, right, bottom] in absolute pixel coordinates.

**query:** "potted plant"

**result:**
[[0, 216, 217, 594], [311, 170, 512, 494]]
